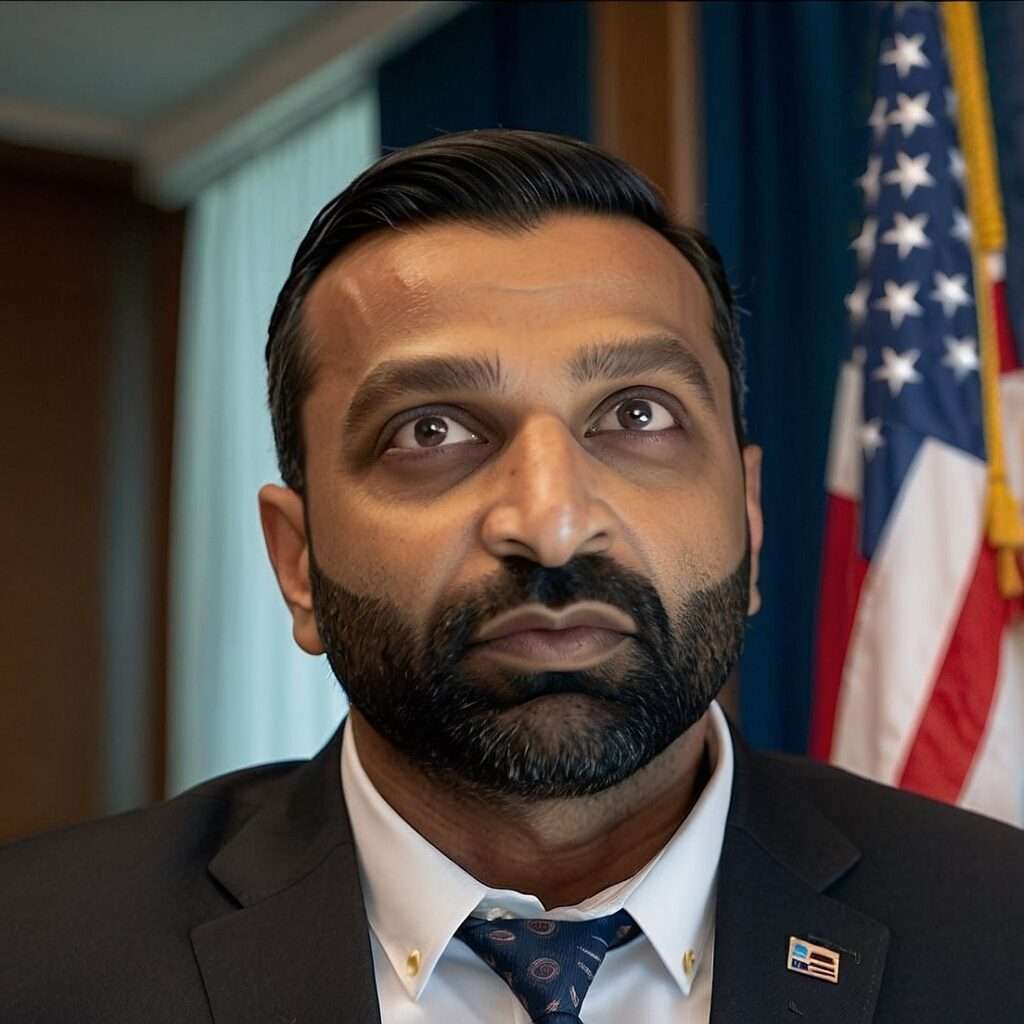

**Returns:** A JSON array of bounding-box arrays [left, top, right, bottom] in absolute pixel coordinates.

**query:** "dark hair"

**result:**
[[266, 128, 745, 491]]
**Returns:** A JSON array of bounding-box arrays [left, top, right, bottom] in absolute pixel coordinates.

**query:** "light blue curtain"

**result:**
[[168, 89, 379, 795]]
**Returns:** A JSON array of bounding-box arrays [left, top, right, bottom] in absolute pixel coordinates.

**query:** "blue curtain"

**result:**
[[702, 1, 877, 752], [982, 1, 1024, 357], [377, 1, 591, 150]]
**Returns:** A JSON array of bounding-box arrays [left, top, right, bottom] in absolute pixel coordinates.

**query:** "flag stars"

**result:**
[[883, 151, 935, 199], [880, 32, 930, 78], [881, 211, 930, 259], [845, 280, 871, 327], [949, 147, 966, 183], [860, 418, 886, 460], [888, 92, 934, 137], [868, 98, 888, 142], [872, 346, 923, 397], [857, 156, 883, 207], [931, 271, 973, 317], [952, 209, 972, 245], [851, 218, 878, 267], [873, 280, 924, 328], [942, 336, 980, 381]]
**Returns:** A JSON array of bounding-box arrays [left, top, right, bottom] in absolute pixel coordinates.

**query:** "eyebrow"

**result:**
[[342, 333, 716, 437], [568, 335, 715, 407]]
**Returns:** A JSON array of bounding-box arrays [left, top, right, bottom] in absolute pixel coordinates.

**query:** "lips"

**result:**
[[471, 601, 639, 645]]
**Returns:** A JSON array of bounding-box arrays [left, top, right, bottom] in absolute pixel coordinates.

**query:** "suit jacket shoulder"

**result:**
[[761, 747, 1024, 890], [715, 739, 1024, 1023], [0, 758, 305, 1023]]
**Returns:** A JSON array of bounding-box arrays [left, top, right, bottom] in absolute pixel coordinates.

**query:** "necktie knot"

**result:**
[[455, 909, 639, 1022]]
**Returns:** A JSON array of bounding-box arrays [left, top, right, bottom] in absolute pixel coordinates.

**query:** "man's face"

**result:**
[[262, 213, 763, 798]]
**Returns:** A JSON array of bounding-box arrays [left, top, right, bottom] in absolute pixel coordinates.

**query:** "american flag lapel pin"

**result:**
[[787, 936, 840, 984]]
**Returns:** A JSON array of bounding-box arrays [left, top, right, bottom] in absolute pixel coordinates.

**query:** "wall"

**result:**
[[0, 142, 182, 841]]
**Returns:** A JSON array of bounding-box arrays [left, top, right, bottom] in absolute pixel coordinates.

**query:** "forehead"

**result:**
[[303, 213, 719, 383]]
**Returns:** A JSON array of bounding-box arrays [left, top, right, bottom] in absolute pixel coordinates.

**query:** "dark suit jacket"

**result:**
[[3, 719, 1024, 1022]]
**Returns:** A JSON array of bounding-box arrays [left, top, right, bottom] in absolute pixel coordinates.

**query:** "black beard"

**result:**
[[308, 546, 750, 800]]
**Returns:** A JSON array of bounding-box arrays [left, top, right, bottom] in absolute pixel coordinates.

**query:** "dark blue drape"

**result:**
[[982, 1, 1024, 360], [377, 2, 591, 152], [702, 1, 877, 752]]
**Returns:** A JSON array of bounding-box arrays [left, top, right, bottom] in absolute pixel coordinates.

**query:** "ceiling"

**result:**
[[0, 0, 465, 203], [0, 1, 337, 124]]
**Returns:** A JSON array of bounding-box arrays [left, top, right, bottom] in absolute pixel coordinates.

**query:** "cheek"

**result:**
[[636, 488, 746, 601], [311, 489, 470, 609]]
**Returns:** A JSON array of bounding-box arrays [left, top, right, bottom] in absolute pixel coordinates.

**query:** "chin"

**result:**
[[497, 691, 623, 735]]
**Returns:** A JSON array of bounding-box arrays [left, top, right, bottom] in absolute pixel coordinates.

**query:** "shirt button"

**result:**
[[407, 950, 422, 977], [682, 949, 696, 978]]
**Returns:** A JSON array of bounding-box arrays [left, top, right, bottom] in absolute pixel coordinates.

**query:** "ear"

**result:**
[[258, 484, 325, 655], [742, 445, 764, 616]]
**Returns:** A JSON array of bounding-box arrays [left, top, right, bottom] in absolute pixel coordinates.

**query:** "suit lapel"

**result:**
[[190, 722, 382, 1024], [710, 728, 889, 1023]]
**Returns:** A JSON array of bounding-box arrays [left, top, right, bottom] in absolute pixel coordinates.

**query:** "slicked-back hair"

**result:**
[[266, 128, 746, 492]]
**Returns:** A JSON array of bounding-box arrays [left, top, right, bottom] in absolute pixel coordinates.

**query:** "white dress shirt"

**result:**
[[340, 700, 734, 1023]]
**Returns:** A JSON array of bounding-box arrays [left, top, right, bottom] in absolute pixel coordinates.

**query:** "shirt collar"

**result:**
[[340, 718, 486, 999], [622, 699, 733, 994], [340, 700, 733, 1001]]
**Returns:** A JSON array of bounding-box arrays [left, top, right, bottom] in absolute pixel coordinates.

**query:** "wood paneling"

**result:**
[[0, 170, 112, 839], [0, 142, 182, 841], [591, 0, 703, 225]]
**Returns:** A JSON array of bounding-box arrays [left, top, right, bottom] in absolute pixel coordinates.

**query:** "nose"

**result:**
[[479, 414, 617, 567]]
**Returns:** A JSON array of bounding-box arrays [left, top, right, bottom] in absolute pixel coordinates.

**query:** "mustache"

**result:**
[[426, 553, 675, 661]]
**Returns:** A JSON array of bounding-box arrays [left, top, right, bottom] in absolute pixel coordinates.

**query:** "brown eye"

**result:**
[[389, 414, 482, 451], [617, 399, 654, 428], [590, 397, 678, 434], [414, 416, 448, 447]]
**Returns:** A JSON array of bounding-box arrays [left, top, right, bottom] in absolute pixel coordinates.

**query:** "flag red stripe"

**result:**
[[897, 543, 1009, 802], [811, 494, 868, 760], [993, 280, 1019, 373]]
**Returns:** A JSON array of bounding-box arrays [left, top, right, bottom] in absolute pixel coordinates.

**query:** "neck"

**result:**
[[350, 709, 712, 909]]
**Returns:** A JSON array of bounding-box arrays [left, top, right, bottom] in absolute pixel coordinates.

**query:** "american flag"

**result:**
[[811, 1, 1024, 827]]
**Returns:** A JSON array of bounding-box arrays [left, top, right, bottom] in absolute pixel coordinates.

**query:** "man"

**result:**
[[3, 128, 1023, 1023]]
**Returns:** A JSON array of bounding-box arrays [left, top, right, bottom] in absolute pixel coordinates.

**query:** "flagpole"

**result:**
[[942, 0, 1024, 596]]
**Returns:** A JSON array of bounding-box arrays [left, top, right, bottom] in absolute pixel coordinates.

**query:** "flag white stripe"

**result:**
[[955, 371, 1024, 825], [996, 371, 1024, 500], [825, 361, 865, 499], [832, 439, 987, 783], [958, 621, 1024, 827]]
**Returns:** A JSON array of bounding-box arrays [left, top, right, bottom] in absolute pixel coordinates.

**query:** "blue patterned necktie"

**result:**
[[455, 909, 640, 1022]]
